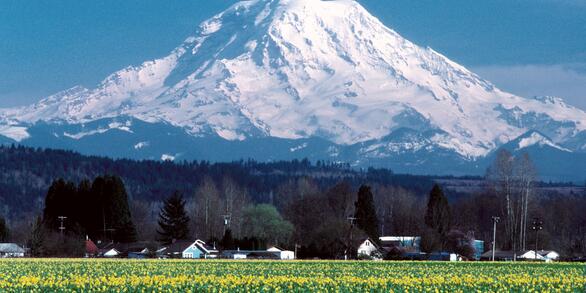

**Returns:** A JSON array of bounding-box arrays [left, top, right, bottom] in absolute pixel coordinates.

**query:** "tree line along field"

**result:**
[[0, 259, 583, 292]]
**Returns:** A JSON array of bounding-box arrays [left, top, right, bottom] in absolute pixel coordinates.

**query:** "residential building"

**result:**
[[267, 246, 295, 260], [0, 243, 25, 258], [357, 236, 421, 259], [537, 250, 560, 262], [480, 251, 516, 261], [85, 238, 99, 257], [480, 250, 560, 262], [357, 238, 380, 258], [98, 242, 152, 258], [158, 240, 218, 259]]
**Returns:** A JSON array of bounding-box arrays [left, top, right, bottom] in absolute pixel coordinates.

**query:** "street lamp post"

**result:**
[[531, 218, 543, 260], [491, 216, 500, 261]]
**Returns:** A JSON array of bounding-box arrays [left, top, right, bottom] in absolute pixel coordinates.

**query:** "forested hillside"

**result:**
[[0, 144, 434, 219]]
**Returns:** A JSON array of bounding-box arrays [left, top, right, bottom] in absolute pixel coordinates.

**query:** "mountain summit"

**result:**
[[1, 0, 586, 179]]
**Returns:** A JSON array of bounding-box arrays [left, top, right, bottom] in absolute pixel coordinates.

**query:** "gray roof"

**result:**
[[0, 243, 25, 253], [480, 250, 516, 259]]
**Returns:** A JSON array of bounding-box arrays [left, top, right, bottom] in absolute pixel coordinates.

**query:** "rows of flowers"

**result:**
[[0, 259, 584, 292]]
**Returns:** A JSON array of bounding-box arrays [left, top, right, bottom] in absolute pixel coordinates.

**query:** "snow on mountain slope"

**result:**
[[514, 131, 571, 152], [1, 0, 586, 160]]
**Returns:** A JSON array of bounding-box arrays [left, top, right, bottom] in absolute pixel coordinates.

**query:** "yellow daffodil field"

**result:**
[[0, 259, 584, 292]]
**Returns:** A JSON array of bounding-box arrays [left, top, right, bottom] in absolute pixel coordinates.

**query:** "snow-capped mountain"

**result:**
[[1, 0, 586, 180]]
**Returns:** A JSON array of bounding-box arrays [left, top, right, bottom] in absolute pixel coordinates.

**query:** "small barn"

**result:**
[[267, 246, 295, 260]]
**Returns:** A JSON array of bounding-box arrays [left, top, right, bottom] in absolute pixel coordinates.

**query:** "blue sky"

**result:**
[[1, 0, 585, 109]]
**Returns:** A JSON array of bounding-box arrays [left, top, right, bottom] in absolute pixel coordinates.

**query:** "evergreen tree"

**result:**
[[42, 179, 77, 231], [75, 179, 93, 234], [423, 184, 451, 251], [157, 191, 190, 244], [107, 176, 137, 243], [354, 185, 380, 242], [0, 217, 9, 242], [90, 176, 137, 243]]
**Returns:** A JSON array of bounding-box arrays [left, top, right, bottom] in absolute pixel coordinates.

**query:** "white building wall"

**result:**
[[357, 239, 378, 256]]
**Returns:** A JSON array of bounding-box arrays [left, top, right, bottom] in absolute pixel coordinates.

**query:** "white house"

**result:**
[[358, 236, 422, 259], [0, 243, 25, 257], [357, 238, 381, 259], [519, 250, 546, 261], [103, 248, 121, 258], [267, 246, 295, 260], [518, 250, 561, 262], [538, 250, 560, 262]]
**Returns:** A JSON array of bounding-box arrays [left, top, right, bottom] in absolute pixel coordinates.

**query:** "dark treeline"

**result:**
[[0, 145, 585, 259], [0, 144, 434, 218]]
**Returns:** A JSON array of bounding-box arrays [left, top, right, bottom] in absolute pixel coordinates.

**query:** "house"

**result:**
[[85, 238, 99, 257], [125, 243, 152, 259], [0, 243, 25, 258], [222, 250, 281, 260], [379, 236, 421, 253], [519, 250, 546, 261], [158, 240, 218, 259], [267, 246, 295, 260], [96, 241, 116, 257], [98, 242, 152, 258], [357, 238, 381, 258], [519, 250, 560, 262], [428, 252, 462, 261], [480, 250, 516, 261], [103, 247, 121, 258], [537, 250, 560, 262], [357, 236, 421, 259], [221, 247, 295, 260]]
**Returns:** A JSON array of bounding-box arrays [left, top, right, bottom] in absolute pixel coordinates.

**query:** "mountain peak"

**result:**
[[1, 0, 586, 162]]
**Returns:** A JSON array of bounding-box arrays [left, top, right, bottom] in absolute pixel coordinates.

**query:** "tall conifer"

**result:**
[[354, 185, 379, 242], [157, 191, 190, 244]]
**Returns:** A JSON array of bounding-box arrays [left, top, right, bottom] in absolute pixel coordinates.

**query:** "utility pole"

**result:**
[[103, 228, 115, 242], [531, 217, 543, 260], [345, 216, 357, 260], [294, 243, 300, 260], [491, 216, 500, 261], [58, 216, 67, 238], [222, 214, 232, 234]]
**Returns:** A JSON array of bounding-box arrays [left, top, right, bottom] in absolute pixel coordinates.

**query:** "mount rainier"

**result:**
[[1, 0, 585, 181]]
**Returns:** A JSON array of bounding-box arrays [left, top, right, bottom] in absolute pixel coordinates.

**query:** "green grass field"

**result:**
[[0, 259, 584, 292]]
